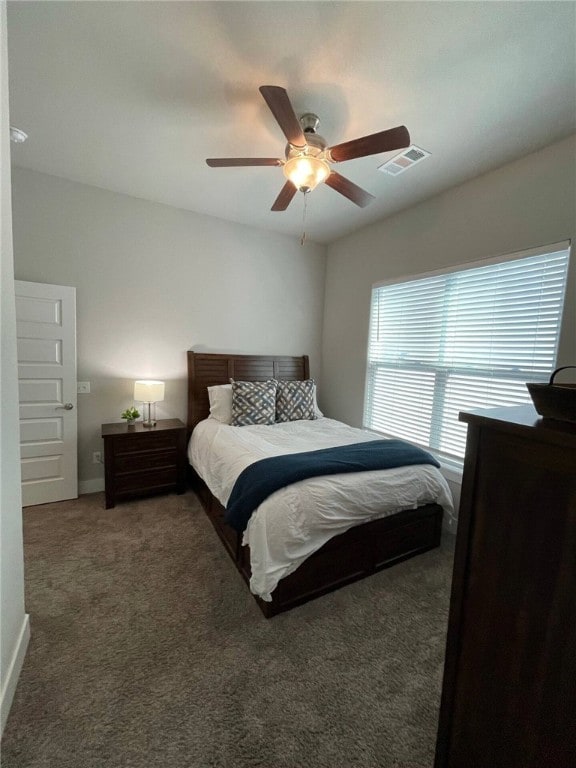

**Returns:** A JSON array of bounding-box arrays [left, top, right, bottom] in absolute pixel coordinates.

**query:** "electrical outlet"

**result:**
[[77, 381, 91, 394], [92, 451, 102, 464]]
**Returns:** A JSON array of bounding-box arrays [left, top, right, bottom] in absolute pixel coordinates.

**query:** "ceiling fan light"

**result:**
[[283, 155, 330, 192], [10, 126, 28, 143]]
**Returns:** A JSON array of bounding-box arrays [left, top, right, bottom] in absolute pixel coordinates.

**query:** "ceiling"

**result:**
[[7, 1, 576, 245]]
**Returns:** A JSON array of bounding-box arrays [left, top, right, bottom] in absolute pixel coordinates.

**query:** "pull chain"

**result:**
[[300, 191, 309, 246]]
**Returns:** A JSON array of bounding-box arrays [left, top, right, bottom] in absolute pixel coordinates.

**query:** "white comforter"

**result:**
[[188, 417, 454, 601]]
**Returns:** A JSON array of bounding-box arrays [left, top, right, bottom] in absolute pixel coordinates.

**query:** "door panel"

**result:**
[[19, 378, 63, 403], [15, 281, 77, 506], [15, 294, 62, 325], [17, 337, 63, 364], [21, 455, 63, 482]]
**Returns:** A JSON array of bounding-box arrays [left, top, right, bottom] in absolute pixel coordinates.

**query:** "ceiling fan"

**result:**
[[206, 85, 411, 212]]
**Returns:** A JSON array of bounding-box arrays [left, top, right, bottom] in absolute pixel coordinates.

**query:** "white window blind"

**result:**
[[363, 243, 570, 462]]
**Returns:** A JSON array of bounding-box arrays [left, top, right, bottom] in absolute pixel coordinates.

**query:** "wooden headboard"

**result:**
[[187, 351, 310, 431]]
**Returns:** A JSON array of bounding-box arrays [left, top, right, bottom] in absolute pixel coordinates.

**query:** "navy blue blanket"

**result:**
[[224, 439, 440, 533]]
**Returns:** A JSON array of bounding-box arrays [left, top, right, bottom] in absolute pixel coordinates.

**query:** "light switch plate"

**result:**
[[77, 381, 91, 394]]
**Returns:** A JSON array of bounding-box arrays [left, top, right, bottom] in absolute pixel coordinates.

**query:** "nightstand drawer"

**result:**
[[114, 432, 178, 455], [115, 466, 178, 493], [115, 449, 176, 473]]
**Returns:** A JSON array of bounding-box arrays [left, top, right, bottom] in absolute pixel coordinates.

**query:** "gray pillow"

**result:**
[[231, 379, 278, 426], [276, 379, 316, 422]]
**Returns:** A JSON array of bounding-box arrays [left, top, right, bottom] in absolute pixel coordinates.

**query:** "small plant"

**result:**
[[121, 406, 140, 422]]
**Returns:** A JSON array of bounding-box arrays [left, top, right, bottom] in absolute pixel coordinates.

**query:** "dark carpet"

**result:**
[[2, 491, 454, 768]]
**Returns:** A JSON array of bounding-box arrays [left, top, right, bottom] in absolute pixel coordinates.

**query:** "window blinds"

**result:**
[[363, 244, 570, 462]]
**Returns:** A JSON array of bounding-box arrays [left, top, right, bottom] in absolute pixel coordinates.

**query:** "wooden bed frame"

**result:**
[[187, 351, 443, 617]]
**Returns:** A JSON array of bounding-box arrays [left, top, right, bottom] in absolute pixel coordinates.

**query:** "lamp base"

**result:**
[[142, 401, 157, 427]]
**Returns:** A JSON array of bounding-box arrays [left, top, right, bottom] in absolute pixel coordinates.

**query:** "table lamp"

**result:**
[[134, 380, 165, 427]]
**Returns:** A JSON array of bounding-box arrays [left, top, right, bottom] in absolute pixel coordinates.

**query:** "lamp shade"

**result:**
[[134, 380, 165, 403]]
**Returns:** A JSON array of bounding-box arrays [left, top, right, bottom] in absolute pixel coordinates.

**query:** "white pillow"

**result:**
[[313, 386, 323, 418], [207, 383, 233, 423]]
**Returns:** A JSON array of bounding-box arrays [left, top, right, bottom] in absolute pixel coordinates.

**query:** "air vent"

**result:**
[[378, 144, 430, 176]]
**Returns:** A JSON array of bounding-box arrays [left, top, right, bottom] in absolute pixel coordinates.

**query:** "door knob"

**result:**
[[56, 403, 74, 410]]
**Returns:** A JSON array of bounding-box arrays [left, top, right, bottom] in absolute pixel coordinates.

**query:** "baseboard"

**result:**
[[78, 478, 105, 495], [0, 613, 30, 737]]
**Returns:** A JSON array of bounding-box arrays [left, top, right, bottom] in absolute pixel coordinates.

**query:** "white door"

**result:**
[[15, 280, 78, 506]]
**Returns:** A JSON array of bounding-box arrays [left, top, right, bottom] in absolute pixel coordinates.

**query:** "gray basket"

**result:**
[[526, 366, 576, 423]]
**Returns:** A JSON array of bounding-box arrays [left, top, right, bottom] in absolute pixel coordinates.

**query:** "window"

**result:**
[[363, 242, 570, 462]]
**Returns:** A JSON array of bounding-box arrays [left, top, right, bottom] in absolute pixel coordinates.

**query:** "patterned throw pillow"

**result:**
[[230, 379, 278, 426], [276, 379, 316, 422]]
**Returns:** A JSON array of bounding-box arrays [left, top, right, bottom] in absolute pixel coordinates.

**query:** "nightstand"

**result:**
[[101, 419, 187, 509]]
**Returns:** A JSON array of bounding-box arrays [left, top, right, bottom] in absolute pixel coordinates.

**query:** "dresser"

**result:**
[[101, 419, 187, 508], [435, 405, 576, 768]]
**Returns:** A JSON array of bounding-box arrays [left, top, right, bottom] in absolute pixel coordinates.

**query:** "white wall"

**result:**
[[322, 135, 576, 517], [11, 168, 327, 489], [0, 0, 29, 735], [10, 136, 575, 510]]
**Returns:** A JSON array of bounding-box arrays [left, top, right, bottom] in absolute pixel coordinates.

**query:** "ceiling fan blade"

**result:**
[[271, 181, 297, 211], [328, 126, 410, 163], [206, 158, 281, 167], [259, 86, 307, 149], [324, 171, 375, 208]]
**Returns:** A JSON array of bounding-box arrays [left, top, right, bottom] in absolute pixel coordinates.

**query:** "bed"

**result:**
[[187, 351, 453, 617]]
